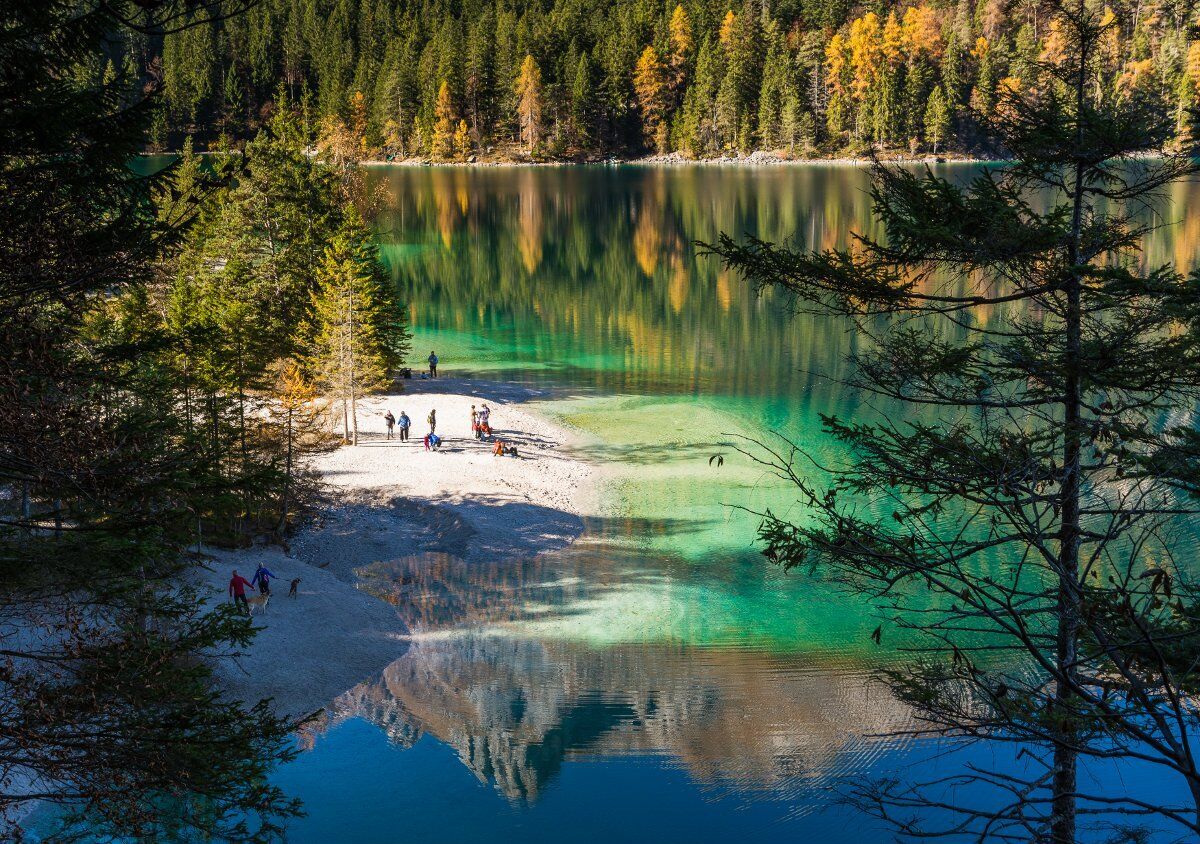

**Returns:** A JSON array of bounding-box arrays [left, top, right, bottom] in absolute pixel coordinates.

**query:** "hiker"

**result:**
[[398, 410, 411, 442], [251, 563, 276, 596], [384, 410, 395, 440], [470, 405, 479, 439], [428, 350, 438, 378], [427, 408, 436, 434], [229, 570, 254, 614]]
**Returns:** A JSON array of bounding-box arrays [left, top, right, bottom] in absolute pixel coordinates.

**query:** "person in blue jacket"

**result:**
[[251, 563, 276, 596]]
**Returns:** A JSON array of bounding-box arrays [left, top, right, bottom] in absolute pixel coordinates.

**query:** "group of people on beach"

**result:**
[[381, 407, 442, 448], [378, 350, 516, 455], [378, 401, 517, 455]]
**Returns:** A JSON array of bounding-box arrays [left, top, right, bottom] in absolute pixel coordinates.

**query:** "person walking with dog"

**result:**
[[384, 410, 395, 440], [398, 410, 411, 442], [229, 570, 254, 615], [251, 563, 276, 596]]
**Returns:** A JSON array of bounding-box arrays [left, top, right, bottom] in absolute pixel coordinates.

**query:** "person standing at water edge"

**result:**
[[228, 570, 254, 614], [428, 351, 438, 378], [384, 410, 395, 440], [398, 410, 411, 442], [427, 408, 436, 434]]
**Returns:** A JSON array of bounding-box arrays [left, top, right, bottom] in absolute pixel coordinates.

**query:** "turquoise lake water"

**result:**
[[84, 162, 1198, 841], [253, 164, 1200, 842]]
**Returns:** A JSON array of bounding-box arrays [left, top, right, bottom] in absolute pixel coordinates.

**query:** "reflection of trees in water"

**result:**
[[318, 540, 913, 803], [369, 166, 877, 401], [367, 166, 1200, 406], [327, 634, 912, 803]]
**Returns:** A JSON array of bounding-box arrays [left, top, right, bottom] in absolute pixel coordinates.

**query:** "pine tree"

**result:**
[[1, 3, 298, 838], [713, 5, 1200, 838], [677, 35, 723, 156], [222, 64, 244, 135], [902, 58, 932, 144], [757, 33, 790, 150], [308, 208, 394, 445], [780, 90, 802, 154], [923, 84, 950, 152], [571, 52, 596, 148], [798, 110, 817, 156]]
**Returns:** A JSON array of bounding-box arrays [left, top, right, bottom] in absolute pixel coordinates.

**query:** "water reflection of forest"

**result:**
[[300, 548, 914, 802], [368, 165, 1200, 400]]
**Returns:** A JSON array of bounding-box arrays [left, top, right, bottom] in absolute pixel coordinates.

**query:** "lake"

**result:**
[[280, 163, 1199, 841]]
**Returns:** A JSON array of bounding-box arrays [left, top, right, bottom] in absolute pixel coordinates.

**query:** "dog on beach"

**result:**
[[288, 578, 301, 598], [246, 593, 269, 615]]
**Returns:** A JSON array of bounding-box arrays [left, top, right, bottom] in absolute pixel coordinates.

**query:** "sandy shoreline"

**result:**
[[198, 386, 602, 719], [145, 150, 995, 167]]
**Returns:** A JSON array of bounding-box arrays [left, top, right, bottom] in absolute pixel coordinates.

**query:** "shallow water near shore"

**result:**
[[277, 164, 1200, 840]]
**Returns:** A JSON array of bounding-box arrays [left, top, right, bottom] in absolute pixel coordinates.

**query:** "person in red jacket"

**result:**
[[229, 570, 254, 615]]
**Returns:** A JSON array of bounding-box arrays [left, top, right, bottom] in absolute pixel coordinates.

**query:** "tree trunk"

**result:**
[[20, 480, 30, 533], [348, 286, 358, 446], [1052, 16, 1088, 840], [278, 406, 292, 534]]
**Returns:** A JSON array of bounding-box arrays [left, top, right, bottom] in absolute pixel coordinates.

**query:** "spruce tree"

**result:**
[[711, 2, 1200, 839], [1, 2, 297, 839], [923, 85, 950, 153], [308, 208, 398, 444]]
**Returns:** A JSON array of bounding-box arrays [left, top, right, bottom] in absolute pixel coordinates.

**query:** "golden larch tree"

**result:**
[[515, 55, 543, 153], [668, 4, 692, 94], [431, 80, 457, 160], [633, 46, 669, 152], [719, 10, 737, 48], [453, 119, 470, 161]]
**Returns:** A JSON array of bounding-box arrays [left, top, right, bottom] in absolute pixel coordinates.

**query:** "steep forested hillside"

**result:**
[[103, 0, 1200, 159]]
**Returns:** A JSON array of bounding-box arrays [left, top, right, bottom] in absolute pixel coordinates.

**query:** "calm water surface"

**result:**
[[279, 164, 1200, 841]]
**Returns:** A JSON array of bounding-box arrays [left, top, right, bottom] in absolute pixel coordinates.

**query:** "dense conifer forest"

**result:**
[[96, 0, 1200, 160]]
